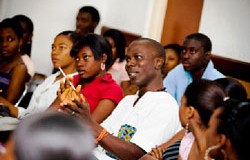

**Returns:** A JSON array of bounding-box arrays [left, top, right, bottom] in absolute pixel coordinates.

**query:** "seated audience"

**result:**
[[205, 98, 250, 160], [162, 43, 182, 79], [140, 79, 225, 160], [75, 6, 100, 36], [50, 33, 123, 123], [0, 18, 29, 105], [163, 33, 224, 105], [57, 38, 181, 160], [3, 31, 79, 118], [0, 112, 95, 160], [103, 29, 130, 92]]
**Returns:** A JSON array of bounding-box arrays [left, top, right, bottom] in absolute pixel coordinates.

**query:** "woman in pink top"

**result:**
[[140, 80, 225, 160], [103, 29, 130, 93]]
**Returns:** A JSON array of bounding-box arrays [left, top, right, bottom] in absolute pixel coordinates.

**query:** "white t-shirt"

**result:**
[[18, 72, 77, 119], [94, 91, 181, 160]]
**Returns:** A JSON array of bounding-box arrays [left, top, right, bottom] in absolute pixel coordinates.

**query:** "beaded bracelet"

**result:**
[[95, 128, 109, 144]]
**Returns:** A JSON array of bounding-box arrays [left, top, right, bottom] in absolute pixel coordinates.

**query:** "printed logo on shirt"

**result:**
[[118, 124, 137, 141], [106, 124, 137, 159]]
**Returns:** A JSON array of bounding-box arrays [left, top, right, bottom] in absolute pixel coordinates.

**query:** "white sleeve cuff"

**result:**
[[17, 107, 26, 119]]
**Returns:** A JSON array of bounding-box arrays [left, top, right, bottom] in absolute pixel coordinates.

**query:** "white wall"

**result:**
[[102, 0, 153, 36], [199, 0, 250, 63], [101, 0, 167, 40], [0, 0, 153, 75]]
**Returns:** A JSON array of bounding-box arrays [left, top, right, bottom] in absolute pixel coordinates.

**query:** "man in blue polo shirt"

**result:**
[[163, 33, 224, 105]]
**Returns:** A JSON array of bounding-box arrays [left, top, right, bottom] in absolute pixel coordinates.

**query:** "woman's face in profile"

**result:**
[[75, 46, 103, 79], [0, 27, 21, 58], [51, 35, 75, 69], [162, 48, 180, 77]]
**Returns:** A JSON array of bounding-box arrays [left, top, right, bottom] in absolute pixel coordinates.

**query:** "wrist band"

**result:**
[[95, 128, 109, 144]]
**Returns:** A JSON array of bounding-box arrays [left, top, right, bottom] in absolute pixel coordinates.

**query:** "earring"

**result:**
[[101, 63, 106, 71], [185, 122, 189, 134], [204, 145, 219, 160], [220, 148, 227, 160], [220, 149, 227, 159]]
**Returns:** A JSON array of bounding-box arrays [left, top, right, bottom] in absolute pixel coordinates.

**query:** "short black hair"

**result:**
[[70, 33, 112, 70], [130, 38, 166, 69], [184, 33, 212, 53], [133, 38, 165, 58], [79, 6, 100, 24]]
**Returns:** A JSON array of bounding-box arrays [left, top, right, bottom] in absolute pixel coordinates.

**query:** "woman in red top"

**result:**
[[52, 33, 123, 123]]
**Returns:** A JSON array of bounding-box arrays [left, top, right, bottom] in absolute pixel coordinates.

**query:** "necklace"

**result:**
[[133, 87, 166, 106], [155, 87, 166, 92]]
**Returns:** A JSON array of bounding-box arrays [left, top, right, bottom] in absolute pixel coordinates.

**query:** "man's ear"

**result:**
[[92, 22, 98, 29], [205, 51, 212, 61], [154, 57, 164, 70]]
